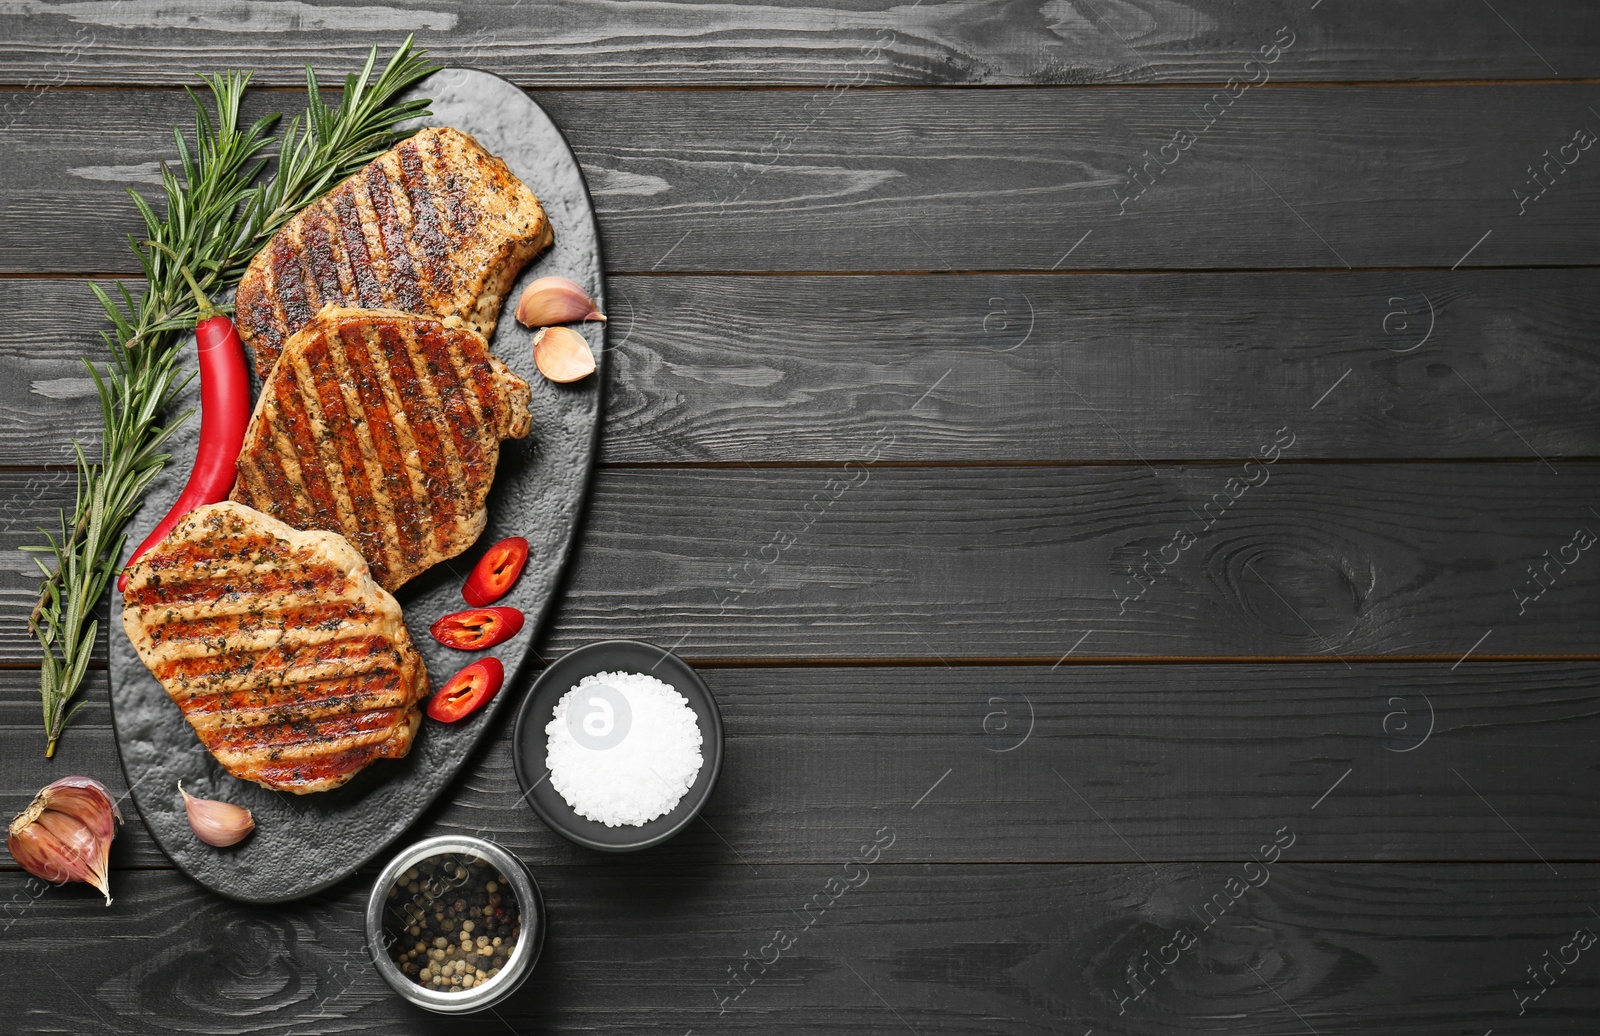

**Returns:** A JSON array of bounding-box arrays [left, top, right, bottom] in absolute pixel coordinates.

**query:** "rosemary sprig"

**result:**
[[24, 39, 437, 757]]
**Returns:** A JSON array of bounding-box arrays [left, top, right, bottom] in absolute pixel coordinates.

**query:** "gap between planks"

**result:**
[[8, 653, 1600, 674], [14, 857, 1600, 875], [9, 458, 1600, 474], [10, 264, 1600, 281], [0, 78, 1590, 95]]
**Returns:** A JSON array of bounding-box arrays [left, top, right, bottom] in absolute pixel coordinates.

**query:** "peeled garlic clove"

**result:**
[[515, 276, 605, 327], [7, 776, 121, 905], [179, 783, 255, 848], [533, 326, 597, 383]]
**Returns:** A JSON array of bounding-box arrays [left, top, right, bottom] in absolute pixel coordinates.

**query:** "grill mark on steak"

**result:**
[[426, 132, 479, 241], [154, 600, 362, 644], [235, 127, 551, 379], [300, 333, 390, 572], [392, 319, 475, 552], [450, 321, 503, 433], [122, 567, 330, 609], [270, 358, 344, 526], [397, 139, 456, 299], [211, 706, 404, 754], [374, 317, 463, 556], [242, 744, 384, 789], [156, 636, 394, 689], [336, 321, 430, 570], [332, 189, 386, 308], [122, 504, 428, 794], [454, 326, 511, 437], [289, 347, 369, 555], [183, 671, 407, 720], [259, 236, 314, 369], [235, 437, 309, 527], [222, 682, 410, 721], [231, 308, 530, 590], [138, 534, 268, 575], [194, 678, 413, 729], [416, 323, 489, 488], [298, 210, 345, 306], [364, 162, 425, 313], [261, 432, 318, 524]]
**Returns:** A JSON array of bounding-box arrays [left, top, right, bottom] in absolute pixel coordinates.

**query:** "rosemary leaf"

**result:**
[[27, 39, 437, 757]]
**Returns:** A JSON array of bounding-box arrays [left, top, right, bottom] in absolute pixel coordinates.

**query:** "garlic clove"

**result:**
[[532, 326, 597, 383], [179, 783, 255, 848], [35, 809, 104, 866], [515, 276, 605, 328], [7, 776, 121, 905]]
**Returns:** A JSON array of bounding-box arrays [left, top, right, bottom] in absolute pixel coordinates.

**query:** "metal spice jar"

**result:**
[[366, 836, 544, 1013]]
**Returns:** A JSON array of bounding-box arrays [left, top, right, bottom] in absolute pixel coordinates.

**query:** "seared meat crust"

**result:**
[[235, 126, 553, 379], [120, 502, 428, 795], [230, 305, 532, 591]]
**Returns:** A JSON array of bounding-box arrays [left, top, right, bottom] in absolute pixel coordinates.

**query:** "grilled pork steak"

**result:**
[[235, 126, 553, 380], [230, 306, 533, 591], [121, 502, 428, 795]]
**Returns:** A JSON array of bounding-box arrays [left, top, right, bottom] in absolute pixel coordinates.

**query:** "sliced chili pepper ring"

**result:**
[[430, 607, 525, 650], [427, 658, 506, 723], [463, 537, 530, 607]]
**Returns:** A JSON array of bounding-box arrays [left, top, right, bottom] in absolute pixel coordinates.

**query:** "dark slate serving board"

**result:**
[[107, 69, 605, 903]]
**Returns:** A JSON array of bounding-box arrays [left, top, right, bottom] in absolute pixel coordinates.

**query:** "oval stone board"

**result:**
[[107, 69, 604, 903]]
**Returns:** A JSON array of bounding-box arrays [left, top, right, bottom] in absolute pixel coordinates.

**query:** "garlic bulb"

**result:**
[[515, 276, 605, 328], [179, 783, 255, 847], [7, 776, 121, 905], [532, 326, 597, 383]]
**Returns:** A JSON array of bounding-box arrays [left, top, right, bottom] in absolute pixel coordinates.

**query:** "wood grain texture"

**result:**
[[0, 0, 1591, 87], [6, 269, 1600, 465], [6, 85, 1600, 273], [550, 463, 1600, 660], [8, 662, 1596, 869], [1, 10, 1596, 1035], [3, 464, 1596, 664], [2, 863, 1597, 1034]]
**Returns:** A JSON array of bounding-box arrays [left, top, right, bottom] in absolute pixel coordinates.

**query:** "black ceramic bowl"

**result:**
[[511, 640, 724, 851]]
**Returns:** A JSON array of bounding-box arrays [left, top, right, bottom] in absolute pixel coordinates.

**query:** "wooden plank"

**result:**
[[11, 662, 1596, 869], [7, 269, 1600, 466], [2, 863, 1597, 1034], [549, 463, 1600, 660], [5, 85, 1600, 273], [2, 464, 1598, 664], [0, 278, 112, 465], [0, 1, 1592, 87], [575, 269, 1600, 463]]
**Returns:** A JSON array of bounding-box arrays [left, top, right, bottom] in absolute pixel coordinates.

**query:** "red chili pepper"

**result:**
[[426, 657, 505, 723], [430, 607, 525, 650], [118, 250, 251, 592], [462, 537, 530, 606]]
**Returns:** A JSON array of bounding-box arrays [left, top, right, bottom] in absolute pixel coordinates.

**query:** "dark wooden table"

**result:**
[[4, 3, 1600, 1033]]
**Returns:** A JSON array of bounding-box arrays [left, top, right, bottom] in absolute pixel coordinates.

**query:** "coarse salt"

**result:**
[[545, 671, 703, 827]]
